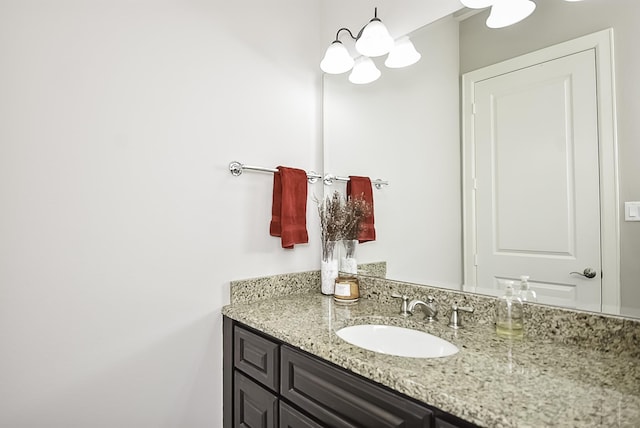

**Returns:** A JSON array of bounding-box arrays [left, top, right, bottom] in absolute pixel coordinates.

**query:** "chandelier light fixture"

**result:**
[[461, 0, 585, 29], [320, 8, 421, 85]]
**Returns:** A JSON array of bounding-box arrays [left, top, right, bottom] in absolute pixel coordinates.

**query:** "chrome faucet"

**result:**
[[408, 296, 438, 322]]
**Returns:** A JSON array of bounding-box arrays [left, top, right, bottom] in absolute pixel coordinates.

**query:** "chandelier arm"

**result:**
[[335, 27, 356, 42], [334, 8, 380, 43]]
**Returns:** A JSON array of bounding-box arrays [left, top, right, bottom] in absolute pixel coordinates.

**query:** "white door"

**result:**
[[471, 49, 601, 311]]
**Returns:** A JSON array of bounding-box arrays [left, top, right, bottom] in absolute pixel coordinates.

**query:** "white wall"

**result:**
[[0, 1, 321, 426]]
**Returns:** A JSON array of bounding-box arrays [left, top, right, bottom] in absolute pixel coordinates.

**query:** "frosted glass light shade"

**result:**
[[320, 41, 355, 74], [487, 0, 536, 29], [460, 0, 495, 8], [348, 56, 381, 84], [355, 19, 394, 57], [385, 37, 421, 68]]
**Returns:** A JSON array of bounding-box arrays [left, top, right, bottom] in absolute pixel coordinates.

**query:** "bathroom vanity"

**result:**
[[224, 317, 474, 428], [222, 272, 640, 428]]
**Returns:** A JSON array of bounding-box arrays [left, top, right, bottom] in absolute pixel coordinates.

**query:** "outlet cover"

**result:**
[[625, 201, 640, 221]]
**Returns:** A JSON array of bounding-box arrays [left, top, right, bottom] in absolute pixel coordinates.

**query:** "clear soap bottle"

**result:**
[[518, 275, 537, 303], [496, 281, 524, 339]]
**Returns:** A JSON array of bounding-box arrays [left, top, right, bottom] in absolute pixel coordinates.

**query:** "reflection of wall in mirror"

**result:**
[[460, 0, 640, 318], [323, 17, 462, 290]]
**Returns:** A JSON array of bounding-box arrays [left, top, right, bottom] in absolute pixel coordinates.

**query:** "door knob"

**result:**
[[570, 268, 597, 279]]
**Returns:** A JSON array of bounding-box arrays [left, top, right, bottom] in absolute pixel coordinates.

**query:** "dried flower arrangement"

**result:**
[[341, 195, 370, 241], [317, 191, 343, 260], [317, 191, 372, 293], [317, 191, 371, 258]]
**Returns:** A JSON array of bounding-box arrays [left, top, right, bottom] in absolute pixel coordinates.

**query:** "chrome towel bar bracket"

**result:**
[[229, 161, 321, 184], [323, 173, 389, 189]]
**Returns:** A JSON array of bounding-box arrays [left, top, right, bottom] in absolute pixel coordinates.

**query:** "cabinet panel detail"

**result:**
[[224, 317, 234, 428], [279, 402, 324, 428], [281, 346, 433, 428], [435, 415, 478, 428], [234, 371, 278, 428], [234, 325, 279, 392], [435, 418, 459, 428]]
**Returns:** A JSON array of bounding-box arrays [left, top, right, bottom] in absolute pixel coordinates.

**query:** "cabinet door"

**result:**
[[234, 371, 278, 428], [234, 325, 280, 393], [281, 346, 433, 428], [279, 402, 324, 428]]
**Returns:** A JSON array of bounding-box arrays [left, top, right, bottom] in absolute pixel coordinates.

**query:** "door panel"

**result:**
[[473, 49, 601, 311]]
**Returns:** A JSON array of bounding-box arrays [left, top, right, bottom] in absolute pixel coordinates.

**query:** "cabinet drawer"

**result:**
[[435, 416, 478, 428], [281, 346, 433, 428], [234, 325, 279, 393], [435, 418, 459, 428], [234, 371, 278, 428], [279, 402, 324, 428]]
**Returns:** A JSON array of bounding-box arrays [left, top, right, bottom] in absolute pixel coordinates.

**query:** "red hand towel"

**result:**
[[270, 166, 309, 249], [347, 176, 376, 243]]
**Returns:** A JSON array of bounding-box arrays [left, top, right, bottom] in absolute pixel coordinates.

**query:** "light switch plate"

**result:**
[[625, 201, 640, 221]]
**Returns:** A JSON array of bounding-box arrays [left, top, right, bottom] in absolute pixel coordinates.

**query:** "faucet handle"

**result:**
[[448, 302, 474, 329], [391, 293, 411, 316], [454, 302, 474, 313]]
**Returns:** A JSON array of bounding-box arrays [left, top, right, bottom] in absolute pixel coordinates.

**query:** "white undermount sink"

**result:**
[[336, 324, 459, 358]]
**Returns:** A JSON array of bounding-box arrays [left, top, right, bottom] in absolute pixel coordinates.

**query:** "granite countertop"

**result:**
[[223, 293, 640, 428]]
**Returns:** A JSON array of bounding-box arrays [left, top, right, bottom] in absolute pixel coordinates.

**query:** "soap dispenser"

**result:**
[[518, 275, 537, 302], [496, 281, 524, 339]]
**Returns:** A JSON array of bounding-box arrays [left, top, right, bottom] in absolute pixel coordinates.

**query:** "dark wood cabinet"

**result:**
[[234, 325, 279, 393], [223, 316, 479, 428], [435, 418, 460, 428], [279, 402, 323, 428], [281, 345, 432, 428], [234, 371, 278, 428], [435, 416, 479, 428]]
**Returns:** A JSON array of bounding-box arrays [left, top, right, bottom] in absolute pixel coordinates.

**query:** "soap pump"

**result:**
[[518, 275, 537, 303], [495, 281, 524, 339]]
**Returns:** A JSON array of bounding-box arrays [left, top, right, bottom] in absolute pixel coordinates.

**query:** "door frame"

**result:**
[[461, 29, 620, 314]]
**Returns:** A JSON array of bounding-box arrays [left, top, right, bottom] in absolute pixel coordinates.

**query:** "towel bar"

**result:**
[[228, 161, 389, 189]]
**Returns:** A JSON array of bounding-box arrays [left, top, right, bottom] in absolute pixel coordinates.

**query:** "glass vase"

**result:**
[[321, 240, 339, 295], [340, 239, 358, 275]]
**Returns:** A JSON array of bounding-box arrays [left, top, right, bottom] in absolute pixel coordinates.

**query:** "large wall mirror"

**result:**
[[323, 0, 640, 318]]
